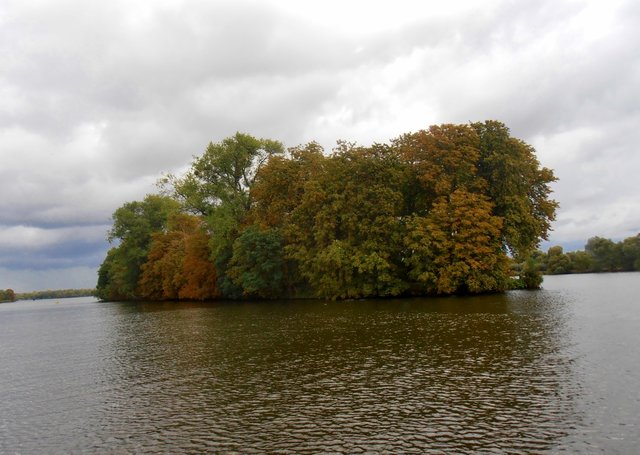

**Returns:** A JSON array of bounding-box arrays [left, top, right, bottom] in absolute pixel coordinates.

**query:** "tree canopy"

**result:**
[[0, 289, 16, 302], [97, 194, 180, 301], [97, 122, 558, 301]]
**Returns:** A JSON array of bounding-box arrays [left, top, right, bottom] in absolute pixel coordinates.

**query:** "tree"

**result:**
[[178, 225, 220, 300], [138, 213, 219, 300], [398, 124, 484, 203], [284, 144, 408, 299], [404, 190, 508, 294], [621, 234, 640, 271], [520, 257, 543, 289], [228, 225, 285, 298], [162, 133, 284, 298], [249, 142, 326, 296], [0, 289, 16, 302], [546, 246, 571, 274], [566, 250, 593, 273], [529, 249, 548, 274], [396, 122, 555, 291], [250, 142, 325, 229], [585, 236, 620, 272], [96, 194, 180, 301], [472, 121, 558, 258], [138, 229, 185, 300], [97, 247, 130, 301], [163, 132, 284, 216]]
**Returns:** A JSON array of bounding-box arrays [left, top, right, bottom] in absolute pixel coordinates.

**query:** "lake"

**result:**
[[1, 273, 639, 453]]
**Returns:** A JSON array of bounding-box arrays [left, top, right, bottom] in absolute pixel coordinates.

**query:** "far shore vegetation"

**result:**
[[16, 288, 97, 301], [0, 288, 97, 303], [96, 121, 560, 301], [515, 234, 640, 276]]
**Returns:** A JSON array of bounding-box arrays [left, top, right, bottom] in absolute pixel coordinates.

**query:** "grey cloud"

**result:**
[[1, 0, 355, 143], [431, 1, 640, 138], [0, 224, 109, 270]]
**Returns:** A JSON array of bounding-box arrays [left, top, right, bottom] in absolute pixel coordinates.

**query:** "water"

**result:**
[[1, 273, 639, 453]]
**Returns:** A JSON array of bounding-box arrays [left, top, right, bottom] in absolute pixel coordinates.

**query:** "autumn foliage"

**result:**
[[96, 123, 558, 301]]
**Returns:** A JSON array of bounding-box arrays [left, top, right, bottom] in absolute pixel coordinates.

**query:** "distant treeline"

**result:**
[[97, 121, 558, 301], [515, 234, 640, 275], [16, 288, 97, 301]]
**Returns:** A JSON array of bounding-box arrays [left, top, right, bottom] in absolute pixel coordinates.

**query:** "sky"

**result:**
[[1, 0, 639, 292]]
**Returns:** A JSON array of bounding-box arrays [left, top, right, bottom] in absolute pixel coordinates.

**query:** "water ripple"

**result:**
[[0, 285, 633, 453]]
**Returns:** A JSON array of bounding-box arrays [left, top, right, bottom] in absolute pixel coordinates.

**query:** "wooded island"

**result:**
[[96, 121, 558, 301]]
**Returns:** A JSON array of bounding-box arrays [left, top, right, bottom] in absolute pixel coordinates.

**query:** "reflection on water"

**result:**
[[1, 276, 638, 453]]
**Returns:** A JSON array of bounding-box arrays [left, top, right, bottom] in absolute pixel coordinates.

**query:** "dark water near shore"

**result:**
[[1, 273, 639, 453]]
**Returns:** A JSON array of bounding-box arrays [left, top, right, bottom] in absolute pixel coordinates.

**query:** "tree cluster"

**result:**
[[522, 234, 640, 275], [0, 289, 16, 302], [97, 122, 557, 301]]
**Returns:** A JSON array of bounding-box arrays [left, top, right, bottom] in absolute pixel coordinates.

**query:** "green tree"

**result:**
[[228, 225, 285, 298], [585, 236, 619, 272], [520, 257, 543, 289], [249, 143, 326, 296], [284, 144, 407, 299], [164, 133, 284, 216], [621, 234, 640, 271], [96, 194, 180, 301], [97, 247, 130, 301], [566, 250, 593, 273], [546, 246, 571, 274], [529, 249, 548, 274], [163, 133, 284, 298], [0, 289, 16, 302], [472, 121, 558, 258]]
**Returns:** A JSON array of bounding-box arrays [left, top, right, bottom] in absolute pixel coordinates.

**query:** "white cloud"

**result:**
[[0, 224, 107, 249]]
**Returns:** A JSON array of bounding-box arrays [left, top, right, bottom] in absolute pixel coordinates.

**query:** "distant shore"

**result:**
[[14, 288, 96, 301]]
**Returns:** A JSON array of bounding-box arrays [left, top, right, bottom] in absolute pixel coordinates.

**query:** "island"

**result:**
[[97, 121, 558, 301]]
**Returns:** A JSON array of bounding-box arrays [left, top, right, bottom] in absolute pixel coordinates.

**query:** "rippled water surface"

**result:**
[[1, 273, 639, 453]]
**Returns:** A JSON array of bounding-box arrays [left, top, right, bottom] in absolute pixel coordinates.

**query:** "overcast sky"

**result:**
[[1, 0, 639, 292]]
